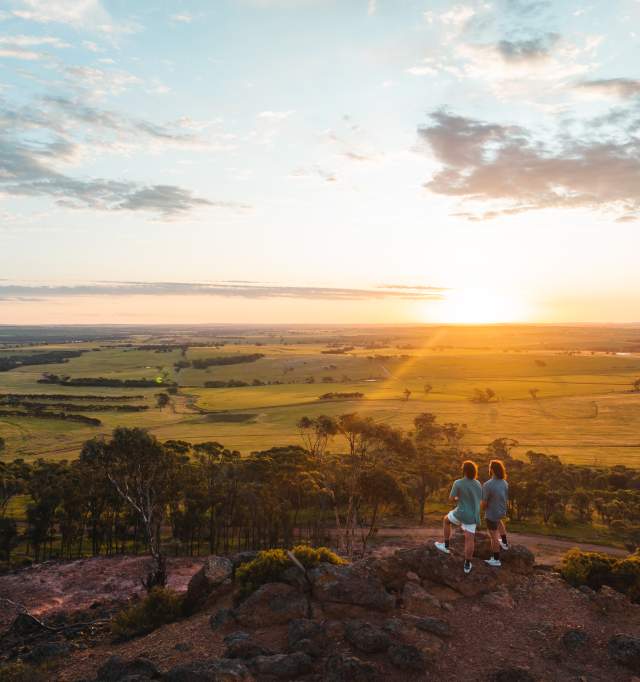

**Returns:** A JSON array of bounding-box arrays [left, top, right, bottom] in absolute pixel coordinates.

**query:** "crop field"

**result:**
[[1, 324, 640, 466]]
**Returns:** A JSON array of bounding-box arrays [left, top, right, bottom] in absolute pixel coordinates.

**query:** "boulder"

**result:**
[[184, 556, 234, 613], [249, 652, 313, 679], [402, 582, 440, 613], [324, 653, 379, 681], [489, 667, 536, 682], [229, 551, 259, 570], [413, 616, 451, 638], [595, 585, 632, 615], [608, 634, 640, 672], [287, 618, 328, 657], [235, 582, 308, 628], [500, 545, 535, 575], [224, 631, 273, 659], [560, 628, 589, 653], [344, 620, 391, 654], [360, 554, 408, 592], [387, 643, 427, 672], [481, 586, 515, 610], [210, 608, 237, 631], [408, 543, 502, 597], [309, 564, 394, 611], [435, 537, 535, 576], [96, 656, 161, 682], [166, 659, 254, 682], [22, 641, 71, 665]]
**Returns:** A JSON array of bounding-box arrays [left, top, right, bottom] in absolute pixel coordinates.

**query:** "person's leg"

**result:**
[[487, 520, 500, 560], [498, 519, 509, 548], [463, 530, 474, 561], [436, 514, 455, 553], [443, 514, 452, 547]]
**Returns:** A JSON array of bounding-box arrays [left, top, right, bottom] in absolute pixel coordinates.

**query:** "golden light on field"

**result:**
[[429, 288, 529, 324]]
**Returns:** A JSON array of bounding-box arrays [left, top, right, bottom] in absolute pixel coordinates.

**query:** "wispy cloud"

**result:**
[[575, 78, 640, 99], [0, 281, 446, 301], [0, 95, 245, 218], [418, 109, 640, 219], [170, 13, 193, 23]]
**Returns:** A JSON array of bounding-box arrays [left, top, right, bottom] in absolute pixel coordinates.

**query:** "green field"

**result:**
[[1, 324, 640, 466]]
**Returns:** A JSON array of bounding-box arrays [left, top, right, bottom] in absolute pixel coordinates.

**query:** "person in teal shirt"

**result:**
[[435, 460, 482, 574]]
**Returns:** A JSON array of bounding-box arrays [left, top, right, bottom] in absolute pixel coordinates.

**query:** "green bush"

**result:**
[[611, 553, 640, 602], [112, 587, 184, 640], [0, 661, 46, 682], [560, 548, 640, 602], [236, 545, 345, 599]]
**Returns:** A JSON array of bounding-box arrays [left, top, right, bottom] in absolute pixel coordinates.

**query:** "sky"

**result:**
[[0, 0, 639, 324]]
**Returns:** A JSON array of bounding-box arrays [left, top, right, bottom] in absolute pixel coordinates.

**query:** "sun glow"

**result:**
[[429, 288, 530, 324]]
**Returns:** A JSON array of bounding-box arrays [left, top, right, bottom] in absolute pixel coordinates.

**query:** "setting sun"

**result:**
[[430, 288, 530, 324]]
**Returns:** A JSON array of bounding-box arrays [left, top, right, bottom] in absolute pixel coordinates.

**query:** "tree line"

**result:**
[[1, 412, 639, 587]]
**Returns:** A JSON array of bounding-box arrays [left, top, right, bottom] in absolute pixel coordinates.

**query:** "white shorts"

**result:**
[[447, 510, 476, 534]]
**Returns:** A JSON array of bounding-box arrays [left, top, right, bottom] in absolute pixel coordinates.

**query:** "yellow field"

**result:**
[[1, 326, 640, 466]]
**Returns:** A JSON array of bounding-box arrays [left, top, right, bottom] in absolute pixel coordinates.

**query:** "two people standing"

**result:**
[[435, 459, 509, 574]]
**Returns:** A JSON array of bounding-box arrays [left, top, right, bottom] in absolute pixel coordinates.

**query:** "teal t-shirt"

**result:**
[[450, 477, 482, 525]]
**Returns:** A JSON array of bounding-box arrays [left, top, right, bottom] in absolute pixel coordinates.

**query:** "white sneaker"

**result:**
[[499, 540, 509, 551], [463, 561, 472, 574], [435, 541, 450, 554], [485, 558, 502, 567]]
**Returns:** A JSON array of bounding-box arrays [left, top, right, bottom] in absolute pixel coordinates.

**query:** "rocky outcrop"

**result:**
[[401, 581, 440, 612], [166, 658, 254, 681], [324, 653, 379, 681], [387, 643, 427, 672], [413, 615, 451, 637], [183, 556, 234, 614], [235, 582, 308, 627], [248, 652, 313, 679], [96, 656, 161, 681], [287, 618, 328, 657], [224, 631, 274, 659], [608, 634, 640, 672], [344, 619, 391, 653], [309, 563, 394, 611]]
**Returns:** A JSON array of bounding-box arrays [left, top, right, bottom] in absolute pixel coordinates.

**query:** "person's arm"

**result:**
[[449, 480, 458, 503], [481, 481, 489, 510]]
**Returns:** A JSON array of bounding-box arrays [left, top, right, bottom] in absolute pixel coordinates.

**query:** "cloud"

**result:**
[[418, 109, 640, 219], [8, 0, 108, 25], [0, 137, 225, 217], [495, 33, 560, 62], [65, 65, 141, 97], [367, 0, 376, 16], [6, 0, 136, 35], [0, 281, 446, 301], [0, 33, 70, 60], [170, 13, 193, 23], [0, 96, 245, 218], [575, 78, 640, 99]]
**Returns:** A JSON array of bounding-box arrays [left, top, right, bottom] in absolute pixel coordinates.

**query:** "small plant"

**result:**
[[611, 553, 640, 602], [0, 661, 46, 682], [111, 587, 184, 640], [560, 549, 640, 602], [236, 545, 345, 598]]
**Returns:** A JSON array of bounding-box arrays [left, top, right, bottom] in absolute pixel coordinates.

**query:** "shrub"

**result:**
[[236, 545, 345, 598], [0, 661, 47, 682], [611, 553, 640, 602], [560, 549, 617, 590], [560, 549, 640, 602], [111, 587, 184, 640]]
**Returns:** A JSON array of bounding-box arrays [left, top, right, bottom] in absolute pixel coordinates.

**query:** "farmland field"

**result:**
[[1, 324, 640, 466]]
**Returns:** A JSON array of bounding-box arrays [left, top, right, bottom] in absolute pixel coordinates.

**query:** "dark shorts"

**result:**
[[486, 519, 499, 531]]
